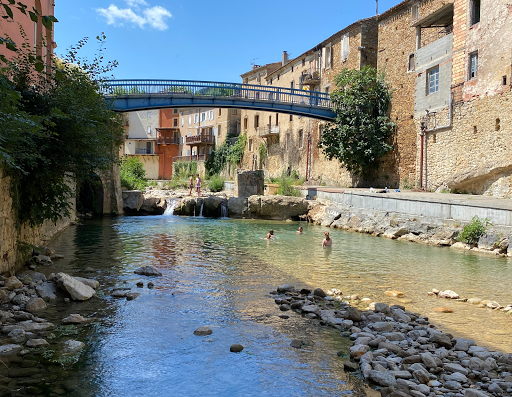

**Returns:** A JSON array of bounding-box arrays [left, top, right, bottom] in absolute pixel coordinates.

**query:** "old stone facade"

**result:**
[[408, 0, 512, 195], [240, 18, 379, 186]]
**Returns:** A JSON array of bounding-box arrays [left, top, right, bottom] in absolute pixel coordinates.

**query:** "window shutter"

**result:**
[[322, 47, 326, 69]]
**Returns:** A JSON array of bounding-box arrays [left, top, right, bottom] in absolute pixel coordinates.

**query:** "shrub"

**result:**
[[120, 157, 147, 190], [458, 216, 491, 245], [208, 175, 225, 192]]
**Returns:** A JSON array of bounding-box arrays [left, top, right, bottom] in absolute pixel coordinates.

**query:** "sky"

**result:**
[[55, 0, 401, 83]]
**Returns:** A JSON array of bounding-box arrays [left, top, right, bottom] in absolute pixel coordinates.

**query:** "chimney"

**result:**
[[282, 51, 289, 66]]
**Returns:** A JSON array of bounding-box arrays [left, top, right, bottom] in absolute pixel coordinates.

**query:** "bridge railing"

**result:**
[[103, 80, 333, 109]]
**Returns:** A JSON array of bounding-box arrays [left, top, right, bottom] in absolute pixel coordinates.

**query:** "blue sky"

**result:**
[[55, 0, 401, 82]]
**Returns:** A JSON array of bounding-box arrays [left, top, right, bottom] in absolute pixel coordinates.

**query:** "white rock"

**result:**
[[439, 290, 459, 299], [55, 273, 95, 301], [74, 277, 100, 289]]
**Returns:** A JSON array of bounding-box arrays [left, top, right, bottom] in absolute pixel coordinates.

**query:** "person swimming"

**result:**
[[322, 231, 332, 248], [297, 226, 303, 234]]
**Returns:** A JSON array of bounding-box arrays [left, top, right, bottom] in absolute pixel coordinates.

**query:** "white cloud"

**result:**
[[125, 0, 148, 7], [96, 3, 172, 31]]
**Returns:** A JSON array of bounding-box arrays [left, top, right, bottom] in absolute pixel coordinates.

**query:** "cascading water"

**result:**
[[163, 199, 177, 216], [220, 205, 228, 219], [198, 203, 204, 217]]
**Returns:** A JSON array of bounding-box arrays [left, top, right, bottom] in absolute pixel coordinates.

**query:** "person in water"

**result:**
[[195, 174, 202, 197], [262, 233, 273, 241], [322, 231, 332, 248], [297, 226, 303, 234]]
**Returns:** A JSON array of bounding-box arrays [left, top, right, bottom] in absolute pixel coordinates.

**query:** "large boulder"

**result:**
[[54, 273, 95, 301], [139, 196, 165, 215], [249, 195, 310, 220], [174, 197, 197, 216], [320, 207, 342, 227], [227, 197, 248, 218], [122, 190, 144, 213], [202, 196, 226, 217], [36, 282, 57, 300]]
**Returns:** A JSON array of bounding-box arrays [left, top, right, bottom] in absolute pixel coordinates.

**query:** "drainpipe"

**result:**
[[306, 132, 311, 181], [420, 121, 425, 189]]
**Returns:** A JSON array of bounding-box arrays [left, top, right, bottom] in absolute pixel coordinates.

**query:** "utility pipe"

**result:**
[[419, 121, 425, 189]]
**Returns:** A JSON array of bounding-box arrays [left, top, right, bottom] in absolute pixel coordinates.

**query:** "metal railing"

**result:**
[[157, 136, 180, 145], [185, 135, 215, 145], [172, 154, 208, 162], [103, 79, 333, 109]]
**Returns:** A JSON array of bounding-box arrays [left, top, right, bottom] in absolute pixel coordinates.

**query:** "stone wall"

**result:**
[[0, 170, 76, 274], [234, 170, 264, 198]]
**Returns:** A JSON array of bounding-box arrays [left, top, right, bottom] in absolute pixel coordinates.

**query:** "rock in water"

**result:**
[[439, 290, 459, 299], [74, 277, 100, 289], [62, 314, 92, 324], [230, 344, 244, 353], [54, 273, 95, 301], [193, 327, 212, 336], [25, 298, 47, 313], [134, 266, 162, 277], [277, 284, 295, 293], [63, 340, 84, 354]]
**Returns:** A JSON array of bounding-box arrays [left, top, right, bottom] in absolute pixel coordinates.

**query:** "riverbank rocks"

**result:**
[[439, 290, 460, 299], [134, 266, 162, 277], [270, 284, 512, 397], [248, 195, 310, 221], [25, 297, 47, 312], [63, 340, 84, 354], [54, 273, 96, 301], [193, 327, 213, 336], [62, 314, 93, 324], [122, 190, 144, 213], [384, 290, 405, 298]]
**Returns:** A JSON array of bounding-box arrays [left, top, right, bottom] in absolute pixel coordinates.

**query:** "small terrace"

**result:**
[[172, 154, 209, 163], [186, 135, 215, 145], [258, 125, 280, 138]]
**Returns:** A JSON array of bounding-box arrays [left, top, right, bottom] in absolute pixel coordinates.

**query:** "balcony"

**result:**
[[258, 125, 280, 138], [185, 135, 215, 145], [301, 71, 321, 87], [172, 154, 209, 163], [157, 136, 180, 145]]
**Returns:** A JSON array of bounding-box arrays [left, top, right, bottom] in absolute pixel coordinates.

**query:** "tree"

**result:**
[[0, 33, 124, 226], [318, 66, 395, 177]]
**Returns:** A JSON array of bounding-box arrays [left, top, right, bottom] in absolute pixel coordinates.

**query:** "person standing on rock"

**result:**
[[195, 174, 202, 197], [189, 175, 194, 196], [322, 231, 332, 248]]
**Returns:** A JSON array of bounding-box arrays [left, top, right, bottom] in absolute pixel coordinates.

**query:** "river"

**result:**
[[10, 214, 511, 396]]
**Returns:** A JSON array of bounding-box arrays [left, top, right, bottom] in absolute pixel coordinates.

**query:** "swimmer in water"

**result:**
[[322, 231, 332, 248]]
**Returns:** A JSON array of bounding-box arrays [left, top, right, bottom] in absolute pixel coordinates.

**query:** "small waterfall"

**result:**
[[198, 203, 204, 217], [163, 199, 177, 216], [220, 205, 228, 219]]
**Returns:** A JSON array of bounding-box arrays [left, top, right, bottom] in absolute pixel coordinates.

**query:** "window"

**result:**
[[427, 66, 439, 95], [471, 0, 480, 25], [232, 109, 237, 115], [324, 85, 330, 94], [147, 126, 151, 135], [495, 118, 501, 131], [173, 118, 178, 127], [219, 109, 222, 116], [243, 117, 248, 130], [201, 112, 206, 122], [325, 43, 332, 69], [147, 111, 151, 118], [469, 52, 478, 80], [194, 114, 199, 123], [503, 76, 508, 86], [290, 81, 295, 90], [289, 115, 293, 122], [209, 110, 214, 120], [254, 115, 259, 128], [269, 115, 272, 126], [408, 53, 415, 72], [411, 3, 419, 21], [188, 116, 192, 125], [181, 117, 184, 127], [341, 33, 349, 61], [299, 130, 304, 149], [302, 58, 306, 67], [173, 109, 178, 114], [249, 139, 253, 151], [275, 113, 279, 125], [218, 125, 221, 136]]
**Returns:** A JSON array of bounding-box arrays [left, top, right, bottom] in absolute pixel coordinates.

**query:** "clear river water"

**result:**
[[11, 213, 512, 396]]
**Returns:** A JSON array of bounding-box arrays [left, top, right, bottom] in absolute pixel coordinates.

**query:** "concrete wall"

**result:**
[[414, 33, 453, 115], [302, 188, 512, 226], [234, 170, 264, 198]]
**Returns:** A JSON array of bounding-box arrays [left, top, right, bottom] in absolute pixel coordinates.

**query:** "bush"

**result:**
[[208, 175, 225, 192], [120, 157, 147, 190], [173, 161, 197, 180], [458, 216, 491, 245]]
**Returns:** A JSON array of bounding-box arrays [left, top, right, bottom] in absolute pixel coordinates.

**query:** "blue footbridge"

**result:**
[[103, 80, 336, 121]]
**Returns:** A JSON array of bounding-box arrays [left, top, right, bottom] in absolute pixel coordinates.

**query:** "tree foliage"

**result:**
[[120, 156, 147, 190], [205, 133, 247, 177], [0, 32, 124, 226], [319, 66, 395, 176]]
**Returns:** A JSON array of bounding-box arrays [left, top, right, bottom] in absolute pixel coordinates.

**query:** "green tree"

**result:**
[[319, 66, 395, 177], [120, 157, 147, 190], [0, 33, 124, 226]]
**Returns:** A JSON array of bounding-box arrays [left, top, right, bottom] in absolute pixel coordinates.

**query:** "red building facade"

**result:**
[[156, 109, 180, 179]]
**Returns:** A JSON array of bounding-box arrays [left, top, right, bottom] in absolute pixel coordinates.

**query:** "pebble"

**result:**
[[229, 344, 244, 353]]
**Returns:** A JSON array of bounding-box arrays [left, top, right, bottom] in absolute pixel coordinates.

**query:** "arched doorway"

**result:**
[[77, 175, 104, 217]]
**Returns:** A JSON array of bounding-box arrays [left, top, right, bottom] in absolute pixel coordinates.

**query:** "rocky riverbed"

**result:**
[[272, 284, 512, 397]]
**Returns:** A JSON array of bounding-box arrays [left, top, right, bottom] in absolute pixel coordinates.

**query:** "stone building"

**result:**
[[415, 0, 512, 196], [175, 107, 241, 163], [239, 18, 378, 185], [380, 0, 512, 195]]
